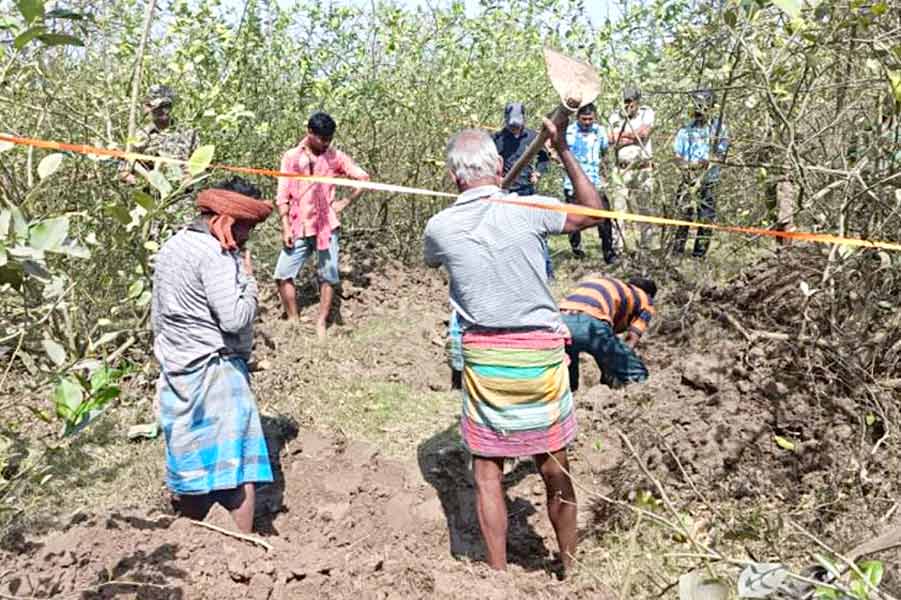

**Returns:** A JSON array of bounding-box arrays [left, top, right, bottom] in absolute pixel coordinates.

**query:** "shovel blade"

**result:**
[[544, 48, 601, 110]]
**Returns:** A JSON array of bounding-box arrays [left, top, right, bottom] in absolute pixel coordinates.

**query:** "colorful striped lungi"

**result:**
[[158, 355, 273, 495], [460, 329, 576, 458]]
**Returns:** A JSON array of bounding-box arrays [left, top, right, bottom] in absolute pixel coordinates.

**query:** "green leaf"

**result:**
[[42, 338, 66, 366], [105, 203, 131, 225], [37, 32, 84, 47], [91, 386, 121, 405], [136, 290, 152, 307], [37, 153, 64, 179], [861, 560, 884, 588], [147, 169, 173, 197], [52, 376, 84, 422], [866, 413, 876, 426], [133, 190, 156, 211], [814, 587, 839, 600], [773, 0, 802, 18], [724, 9, 737, 27], [187, 144, 215, 176], [126, 279, 144, 299], [45, 8, 86, 19], [14, 25, 46, 50], [90, 365, 116, 392], [774, 435, 796, 451], [850, 578, 867, 600], [143, 240, 159, 252], [29, 216, 68, 250], [16, 0, 45, 24]]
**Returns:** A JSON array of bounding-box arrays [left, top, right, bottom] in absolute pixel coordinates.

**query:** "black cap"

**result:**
[[504, 102, 526, 128], [692, 89, 715, 109], [623, 86, 641, 101]]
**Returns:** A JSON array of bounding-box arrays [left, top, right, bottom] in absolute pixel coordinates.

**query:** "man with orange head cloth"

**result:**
[[152, 177, 273, 533]]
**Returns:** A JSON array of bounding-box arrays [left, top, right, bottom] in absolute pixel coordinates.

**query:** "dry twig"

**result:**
[[189, 519, 273, 551]]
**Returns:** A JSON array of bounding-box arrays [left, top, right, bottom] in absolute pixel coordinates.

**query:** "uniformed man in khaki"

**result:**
[[608, 86, 656, 252]]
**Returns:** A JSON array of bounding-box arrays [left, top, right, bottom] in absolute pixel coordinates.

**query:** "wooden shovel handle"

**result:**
[[501, 105, 571, 191]]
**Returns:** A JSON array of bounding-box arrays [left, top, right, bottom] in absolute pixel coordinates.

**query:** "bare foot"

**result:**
[[316, 320, 327, 340]]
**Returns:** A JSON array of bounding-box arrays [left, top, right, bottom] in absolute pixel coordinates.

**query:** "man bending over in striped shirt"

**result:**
[[558, 275, 657, 390]]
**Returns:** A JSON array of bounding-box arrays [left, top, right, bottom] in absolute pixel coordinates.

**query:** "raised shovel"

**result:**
[[500, 48, 602, 190]]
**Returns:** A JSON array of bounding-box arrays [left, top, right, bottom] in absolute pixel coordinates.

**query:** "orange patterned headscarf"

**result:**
[[196, 189, 273, 251]]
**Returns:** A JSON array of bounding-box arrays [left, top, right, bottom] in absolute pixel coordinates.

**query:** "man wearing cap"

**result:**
[[493, 103, 553, 277], [672, 89, 730, 258], [609, 86, 656, 252], [274, 111, 369, 338], [119, 84, 198, 185], [564, 103, 617, 263], [152, 177, 274, 533]]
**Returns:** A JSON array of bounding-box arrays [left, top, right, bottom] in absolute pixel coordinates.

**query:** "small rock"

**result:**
[[681, 357, 719, 393], [763, 381, 789, 399], [831, 424, 854, 440]]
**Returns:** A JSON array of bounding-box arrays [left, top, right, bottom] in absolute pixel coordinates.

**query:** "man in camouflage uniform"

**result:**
[[119, 84, 198, 185]]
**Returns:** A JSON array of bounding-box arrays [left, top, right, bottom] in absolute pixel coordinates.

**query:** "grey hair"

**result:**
[[445, 129, 500, 184]]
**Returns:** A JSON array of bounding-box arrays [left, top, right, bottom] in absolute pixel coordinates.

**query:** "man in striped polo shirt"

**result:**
[[424, 117, 607, 575], [558, 275, 657, 390]]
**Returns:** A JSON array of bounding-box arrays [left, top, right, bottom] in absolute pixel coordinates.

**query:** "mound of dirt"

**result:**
[[0, 426, 604, 599], [568, 326, 901, 585]]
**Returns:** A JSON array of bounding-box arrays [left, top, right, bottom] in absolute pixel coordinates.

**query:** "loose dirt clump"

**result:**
[[1, 425, 598, 599]]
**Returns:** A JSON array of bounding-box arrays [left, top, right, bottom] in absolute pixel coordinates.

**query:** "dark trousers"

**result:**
[[565, 190, 616, 259], [561, 312, 649, 391], [672, 179, 716, 257]]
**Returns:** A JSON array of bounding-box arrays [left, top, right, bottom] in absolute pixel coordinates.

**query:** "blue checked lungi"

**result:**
[[158, 355, 273, 495], [446, 311, 464, 371]]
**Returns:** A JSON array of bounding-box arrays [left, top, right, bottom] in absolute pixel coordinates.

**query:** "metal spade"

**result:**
[[500, 48, 602, 190]]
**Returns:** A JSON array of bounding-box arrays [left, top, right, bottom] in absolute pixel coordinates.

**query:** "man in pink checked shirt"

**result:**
[[274, 112, 369, 338]]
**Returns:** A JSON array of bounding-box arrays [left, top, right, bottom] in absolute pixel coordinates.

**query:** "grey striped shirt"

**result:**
[[423, 185, 567, 331], [151, 221, 257, 374]]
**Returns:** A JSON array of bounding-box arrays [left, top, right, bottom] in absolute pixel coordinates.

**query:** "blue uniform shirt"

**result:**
[[674, 117, 729, 182], [563, 121, 609, 192]]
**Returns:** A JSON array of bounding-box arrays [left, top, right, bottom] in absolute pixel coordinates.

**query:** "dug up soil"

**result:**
[[2, 248, 900, 598]]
